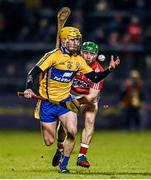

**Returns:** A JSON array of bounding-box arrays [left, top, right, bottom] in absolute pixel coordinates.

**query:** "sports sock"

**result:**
[[57, 142, 64, 152], [78, 143, 89, 157], [59, 154, 70, 169]]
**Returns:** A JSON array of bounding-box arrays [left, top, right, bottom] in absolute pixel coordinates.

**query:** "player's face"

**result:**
[[65, 38, 81, 52], [81, 51, 96, 65]]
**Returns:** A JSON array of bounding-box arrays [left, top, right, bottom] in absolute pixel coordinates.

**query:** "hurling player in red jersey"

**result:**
[[52, 42, 106, 168]]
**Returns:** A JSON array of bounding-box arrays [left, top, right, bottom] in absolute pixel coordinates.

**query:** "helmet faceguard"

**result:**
[[60, 27, 82, 54]]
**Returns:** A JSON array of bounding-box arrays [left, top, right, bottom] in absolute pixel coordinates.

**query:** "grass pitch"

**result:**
[[0, 130, 151, 179]]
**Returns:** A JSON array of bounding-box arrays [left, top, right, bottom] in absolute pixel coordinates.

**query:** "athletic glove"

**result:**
[[59, 98, 80, 113]]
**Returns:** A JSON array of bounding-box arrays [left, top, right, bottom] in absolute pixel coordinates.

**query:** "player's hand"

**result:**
[[109, 55, 120, 72], [24, 89, 36, 99], [60, 99, 80, 113]]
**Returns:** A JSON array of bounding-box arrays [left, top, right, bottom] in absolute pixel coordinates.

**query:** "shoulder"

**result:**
[[92, 60, 104, 71], [76, 55, 88, 66], [96, 60, 104, 68], [76, 55, 85, 61], [41, 49, 61, 61], [37, 49, 60, 65], [46, 48, 60, 56]]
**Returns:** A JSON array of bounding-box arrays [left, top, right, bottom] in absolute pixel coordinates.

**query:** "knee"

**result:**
[[66, 127, 77, 140], [44, 136, 55, 146]]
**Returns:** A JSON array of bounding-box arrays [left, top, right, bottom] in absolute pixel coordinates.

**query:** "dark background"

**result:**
[[0, 0, 151, 130]]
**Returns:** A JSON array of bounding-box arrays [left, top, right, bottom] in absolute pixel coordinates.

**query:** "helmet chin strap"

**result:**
[[61, 41, 78, 55], [60, 43, 70, 54]]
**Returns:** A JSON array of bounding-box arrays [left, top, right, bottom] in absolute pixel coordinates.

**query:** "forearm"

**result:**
[[85, 68, 111, 83], [26, 66, 42, 89]]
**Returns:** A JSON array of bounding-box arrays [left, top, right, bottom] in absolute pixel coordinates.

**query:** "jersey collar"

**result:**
[[61, 46, 70, 55]]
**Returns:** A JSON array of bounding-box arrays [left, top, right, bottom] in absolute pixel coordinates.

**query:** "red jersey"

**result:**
[[71, 60, 105, 95]]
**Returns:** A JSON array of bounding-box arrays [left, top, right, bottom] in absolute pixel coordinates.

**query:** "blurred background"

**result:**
[[0, 0, 151, 130]]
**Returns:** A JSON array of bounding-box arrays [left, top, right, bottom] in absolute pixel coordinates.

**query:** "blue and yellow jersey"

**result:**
[[36, 49, 92, 102]]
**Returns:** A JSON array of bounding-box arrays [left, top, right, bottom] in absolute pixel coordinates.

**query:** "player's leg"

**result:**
[[40, 121, 57, 146], [77, 103, 98, 168], [58, 111, 77, 173], [52, 121, 66, 167], [35, 100, 58, 146]]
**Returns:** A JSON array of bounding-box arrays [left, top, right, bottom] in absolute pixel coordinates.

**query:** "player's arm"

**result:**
[[85, 69, 110, 83], [24, 66, 42, 98], [68, 88, 100, 113], [24, 51, 56, 98], [78, 88, 100, 104], [84, 56, 120, 83], [26, 66, 42, 89]]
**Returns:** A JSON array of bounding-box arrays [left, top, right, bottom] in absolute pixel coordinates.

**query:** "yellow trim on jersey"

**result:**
[[34, 100, 41, 119]]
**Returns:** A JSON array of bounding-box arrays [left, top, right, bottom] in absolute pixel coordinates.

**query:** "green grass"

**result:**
[[0, 130, 151, 178]]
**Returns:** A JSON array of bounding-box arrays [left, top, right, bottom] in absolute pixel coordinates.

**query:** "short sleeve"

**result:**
[[36, 50, 57, 71]]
